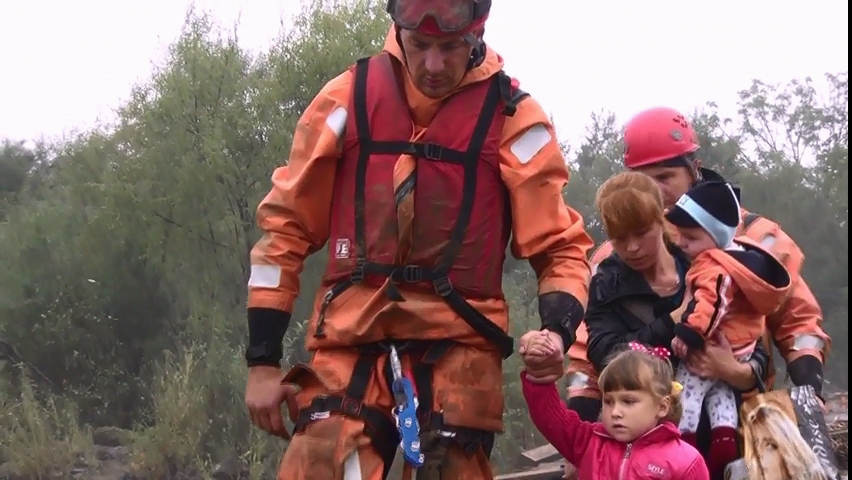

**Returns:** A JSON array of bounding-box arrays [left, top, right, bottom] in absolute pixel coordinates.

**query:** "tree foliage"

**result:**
[[0, 1, 846, 476]]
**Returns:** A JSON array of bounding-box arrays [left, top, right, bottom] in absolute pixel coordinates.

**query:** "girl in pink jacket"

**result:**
[[522, 338, 710, 479]]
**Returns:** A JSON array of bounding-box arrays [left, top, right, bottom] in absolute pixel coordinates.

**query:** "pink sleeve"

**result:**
[[680, 454, 711, 480], [521, 371, 596, 465]]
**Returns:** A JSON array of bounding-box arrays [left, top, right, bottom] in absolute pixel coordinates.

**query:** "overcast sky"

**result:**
[[0, 0, 848, 148]]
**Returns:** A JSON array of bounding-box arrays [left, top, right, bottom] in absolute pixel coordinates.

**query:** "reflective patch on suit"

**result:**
[[248, 264, 281, 288], [759, 233, 777, 249], [342, 450, 362, 480], [793, 334, 825, 351], [566, 371, 591, 388], [325, 106, 347, 137], [510, 124, 551, 164]]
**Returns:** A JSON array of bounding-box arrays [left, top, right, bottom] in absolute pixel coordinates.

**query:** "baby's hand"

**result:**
[[671, 337, 689, 359]]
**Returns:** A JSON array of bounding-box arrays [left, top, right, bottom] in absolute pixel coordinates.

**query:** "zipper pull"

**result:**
[[314, 289, 334, 338], [623, 443, 632, 458]]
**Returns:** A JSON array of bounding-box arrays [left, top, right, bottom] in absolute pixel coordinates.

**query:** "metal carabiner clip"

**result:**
[[389, 345, 425, 467]]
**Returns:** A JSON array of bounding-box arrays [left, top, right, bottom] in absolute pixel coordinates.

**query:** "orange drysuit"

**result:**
[[738, 211, 831, 393], [565, 244, 611, 401], [672, 237, 792, 357], [248, 25, 592, 480], [569, 209, 830, 395]]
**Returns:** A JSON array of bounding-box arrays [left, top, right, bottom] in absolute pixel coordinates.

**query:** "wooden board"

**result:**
[[495, 461, 564, 480], [520, 443, 560, 465]]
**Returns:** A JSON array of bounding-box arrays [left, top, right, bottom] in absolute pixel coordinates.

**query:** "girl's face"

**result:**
[[601, 389, 669, 443], [610, 222, 665, 271]]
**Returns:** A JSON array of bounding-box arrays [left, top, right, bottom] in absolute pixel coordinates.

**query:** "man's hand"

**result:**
[[519, 330, 565, 383], [245, 365, 300, 438]]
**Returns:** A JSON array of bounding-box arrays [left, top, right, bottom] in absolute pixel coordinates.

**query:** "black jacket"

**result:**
[[585, 243, 769, 388]]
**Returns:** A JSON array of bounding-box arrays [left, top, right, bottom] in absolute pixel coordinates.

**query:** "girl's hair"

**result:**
[[598, 346, 683, 424], [595, 171, 670, 240], [743, 402, 830, 480]]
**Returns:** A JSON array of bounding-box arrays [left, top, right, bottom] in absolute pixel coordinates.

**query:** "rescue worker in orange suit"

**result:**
[[242, 1, 594, 478], [567, 106, 831, 422]]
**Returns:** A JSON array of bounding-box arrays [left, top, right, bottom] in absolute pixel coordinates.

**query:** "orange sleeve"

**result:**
[[768, 276, 830, 362], [498, 96, 593, 306], [743, 217, 830, 362], [676, 258, 735, 346], [246, 71, 353, 313]]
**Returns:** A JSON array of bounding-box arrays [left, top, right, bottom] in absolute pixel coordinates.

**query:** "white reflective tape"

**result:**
[[248, 264, 281, 288], [325, 106, 347, 137], [510, 124, 551, 164], [759, 233, 777, 249], [567, 371, 591, 388], [343, 450, 362, 480], [793, 334, 825, 351]]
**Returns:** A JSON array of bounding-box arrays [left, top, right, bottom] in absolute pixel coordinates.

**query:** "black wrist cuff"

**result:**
[[245, 307, 290, 366], [673, 323, 706, 350], [786, 354, 824, 396], [538, 291, 585, 353]]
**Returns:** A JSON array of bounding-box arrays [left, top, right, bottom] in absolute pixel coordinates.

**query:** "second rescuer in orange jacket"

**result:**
[[566, 107, 831, 418], [243, 1, 593, 479]]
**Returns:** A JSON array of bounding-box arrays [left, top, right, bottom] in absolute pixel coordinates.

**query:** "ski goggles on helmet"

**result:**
[[386, 0, 491, 34]]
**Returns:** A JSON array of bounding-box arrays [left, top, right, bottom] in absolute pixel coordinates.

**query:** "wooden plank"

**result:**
[[495, 461, 564, 480], [520, 443, 560, 465]]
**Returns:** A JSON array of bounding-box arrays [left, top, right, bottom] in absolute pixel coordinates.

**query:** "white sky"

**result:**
[[0, 0, 848, 149]]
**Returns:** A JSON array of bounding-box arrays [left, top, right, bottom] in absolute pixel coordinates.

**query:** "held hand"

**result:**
[[519, 330, 565, 383], [245, 365, 300, 438]]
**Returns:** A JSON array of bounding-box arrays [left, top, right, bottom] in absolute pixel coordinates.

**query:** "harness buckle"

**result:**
[[433, 276, 453, 297], [422, 142, 443, 161], [340, 397, 363, 417], [350, 258, 366, 283], [401, 265, 423, 283]]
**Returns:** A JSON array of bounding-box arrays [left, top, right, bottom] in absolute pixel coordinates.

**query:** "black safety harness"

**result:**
[[293, 55, 526, 477]]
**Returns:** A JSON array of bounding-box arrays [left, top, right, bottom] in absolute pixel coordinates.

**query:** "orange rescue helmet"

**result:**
[[623, 106, 701, 169], [386, 0, 491, 35]]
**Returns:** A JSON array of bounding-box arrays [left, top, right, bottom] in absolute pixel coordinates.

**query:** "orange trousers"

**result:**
[[277, 344, 502, 479]]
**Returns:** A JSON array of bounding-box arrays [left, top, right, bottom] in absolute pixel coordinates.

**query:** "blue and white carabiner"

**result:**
[[389, 345, 425, 467]]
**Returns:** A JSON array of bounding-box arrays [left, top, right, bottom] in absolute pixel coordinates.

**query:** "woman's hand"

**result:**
[[687, 333, 756, 390], [687, 333, 738, 379]]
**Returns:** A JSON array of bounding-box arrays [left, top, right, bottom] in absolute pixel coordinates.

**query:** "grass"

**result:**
[[0, 370, 95, 478]]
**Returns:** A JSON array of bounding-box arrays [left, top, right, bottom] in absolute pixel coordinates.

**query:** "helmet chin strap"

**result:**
[[463, 32, 486, 70]]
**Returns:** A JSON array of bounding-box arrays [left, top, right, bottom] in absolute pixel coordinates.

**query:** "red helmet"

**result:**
[[387, 0, 491, 35], [622, 106, 700, 169]]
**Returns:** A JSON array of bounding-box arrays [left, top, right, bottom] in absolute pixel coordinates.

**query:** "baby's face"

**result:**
[[676, 225, 717, 259]]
